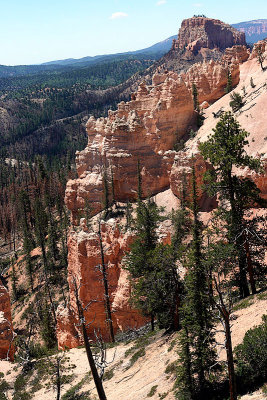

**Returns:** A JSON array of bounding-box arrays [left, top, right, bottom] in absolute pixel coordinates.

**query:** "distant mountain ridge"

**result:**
[[232, 19, 267, 43], [41, 19, 267, 68], [41, 35, 176, 66]]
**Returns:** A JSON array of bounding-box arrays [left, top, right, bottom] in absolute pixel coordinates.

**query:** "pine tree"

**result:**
[[98, 219, 115, 343], [192, 83, 199, 111], [199, 112, 263, 298], [11, 262, 18, 301], [256, 45, 265, 71], [204, 231, 237, 400], [137, 159, 142, 201], [225, 69, 233, 93], [125, 198, 161, 330], [40, 300, 57, 349], [176, 166, 217, 400]]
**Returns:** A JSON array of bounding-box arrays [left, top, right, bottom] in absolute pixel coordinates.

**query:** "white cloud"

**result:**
[[193, 2, 203, 7], [109, 12, 128, 20], [157, 0, 167, 5]]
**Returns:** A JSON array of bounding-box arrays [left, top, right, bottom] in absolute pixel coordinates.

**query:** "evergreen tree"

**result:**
[[229, 92, 245, 112], [40, 300, 57, 349], [125, 197, 162, 330], [98, 219, 115, 342], [11, 262, 18, 301], [176, 166, 217, 400], [199, 112, 263, 298], [225, 69, 233, 93], [256, 45, 265, 71], [192, 83, 199, 111], [137, 159, 142, 201], [125, 201, 133, 230]]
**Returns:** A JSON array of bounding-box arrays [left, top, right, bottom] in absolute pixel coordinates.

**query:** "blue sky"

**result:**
[[1, 0, 267, 65]]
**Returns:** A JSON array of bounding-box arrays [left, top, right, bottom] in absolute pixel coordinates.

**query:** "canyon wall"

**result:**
[[65, 71, 195, 223], [59, 19, 262, 349], [65, 45, 247, 222]]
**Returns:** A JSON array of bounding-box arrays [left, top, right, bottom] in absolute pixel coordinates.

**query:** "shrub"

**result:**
[[129, 348, 146, 366], [235, 315, 267, 391], [62, 381, 90, 400], [103, 368, 114, 381], [229, 92, 245, 112], [147, 385, 158, 397]]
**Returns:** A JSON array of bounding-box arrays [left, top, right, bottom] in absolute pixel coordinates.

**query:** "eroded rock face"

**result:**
[[182, 45, 249, 105], [0, 280, 14, 361], [65, 44, 248, 222], [57, 219, 146, 348], [250, 38, 267, 60], [174, 17, 246, 53], [65, 72, 195, 222]]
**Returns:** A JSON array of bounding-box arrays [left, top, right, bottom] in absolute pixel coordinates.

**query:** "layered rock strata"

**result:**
[[0, 280, 14, 361], [182, 45, 249, 105], [65, 44, 247, 222], [66, 71, 195, 222], [173, 17, 246, 53]]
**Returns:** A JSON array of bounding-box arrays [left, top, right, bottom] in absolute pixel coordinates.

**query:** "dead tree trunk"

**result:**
[[98, 221, 115, 343], [214, 278, 237, 400], [56, 357, 61, 400], [73, 278, 107, 400]]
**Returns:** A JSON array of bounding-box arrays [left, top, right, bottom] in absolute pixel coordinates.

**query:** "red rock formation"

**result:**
[[65, 43, 249, 223], [250, 38, 267, 60], [0, 280, 14, 361], [57, 219, 146, 348], [174, 17, 246, 53], [66, 71, 195, 222], [182, 46, 249, 105]]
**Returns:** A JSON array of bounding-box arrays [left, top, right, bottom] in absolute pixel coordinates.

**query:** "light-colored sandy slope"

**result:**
[[1, 293, 266, 400], [187, 54, 267, 159], [216, 295, 267, 361]]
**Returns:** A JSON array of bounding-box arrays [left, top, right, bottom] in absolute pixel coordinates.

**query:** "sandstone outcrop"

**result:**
[[65, 43, 248, 222], [0, 280, 14, 361], [250, 38, 267, 60], [65, 71, 195, 222], [57, 219, 146, 348], [182, 45, 249, 105], [173, 17, 246, 53]]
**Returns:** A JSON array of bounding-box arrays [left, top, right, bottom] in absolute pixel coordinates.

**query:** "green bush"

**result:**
[[129, 348, 146, 367], [147, 385, 158, 397], [235, 315, 267, 390], [62, 383, 90, 400], [229, 92, 245, 112]]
